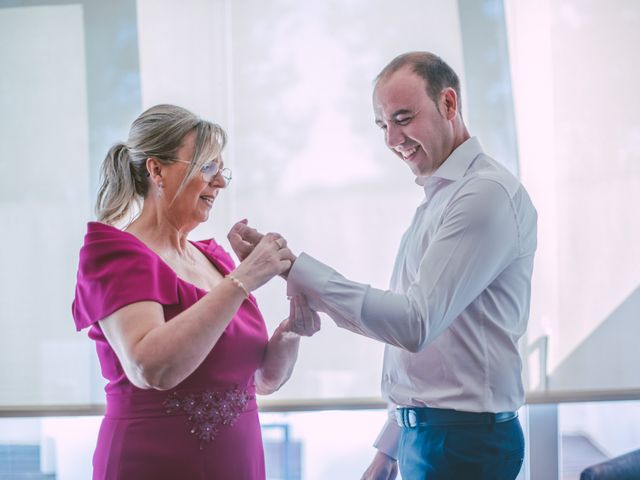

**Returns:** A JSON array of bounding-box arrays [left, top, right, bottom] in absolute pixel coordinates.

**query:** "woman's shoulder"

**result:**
[[192, 238, 237, 271], [82, 221, 149, 252], [73, 222, 178, 330], [76, 221, 175, 294], [78, 221, 163, 266]]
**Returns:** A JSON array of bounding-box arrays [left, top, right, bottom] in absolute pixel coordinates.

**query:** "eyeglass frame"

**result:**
[[173, 159, 232, 186]]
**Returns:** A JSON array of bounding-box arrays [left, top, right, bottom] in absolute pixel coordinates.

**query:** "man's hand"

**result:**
[[228, 219, 264, 261], [361, 451, 398, 480], [280, 295, 321, 337]]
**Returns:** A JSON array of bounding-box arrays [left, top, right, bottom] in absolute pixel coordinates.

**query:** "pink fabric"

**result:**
[[72, 222, 268, 479]]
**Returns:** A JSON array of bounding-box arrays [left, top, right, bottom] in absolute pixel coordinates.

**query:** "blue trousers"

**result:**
[[398, 416, 524, 479]]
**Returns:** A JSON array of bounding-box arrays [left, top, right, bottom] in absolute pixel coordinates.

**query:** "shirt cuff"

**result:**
[[373, 417, 401, 461], [287, 252, 335, 309]]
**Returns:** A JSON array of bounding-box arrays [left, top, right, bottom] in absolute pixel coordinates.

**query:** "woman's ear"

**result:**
[[146, 157, 165, 189]]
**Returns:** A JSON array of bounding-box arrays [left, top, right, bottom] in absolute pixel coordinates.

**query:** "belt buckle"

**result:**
[[395, 408, 418, 428], [408, 409, 417, 427]]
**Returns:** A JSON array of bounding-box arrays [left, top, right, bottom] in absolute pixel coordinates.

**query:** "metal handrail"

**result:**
[[2, 390, 640, 418]]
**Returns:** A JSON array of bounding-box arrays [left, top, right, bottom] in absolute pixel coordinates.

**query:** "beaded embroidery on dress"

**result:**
[[164, 386, 255, 449]]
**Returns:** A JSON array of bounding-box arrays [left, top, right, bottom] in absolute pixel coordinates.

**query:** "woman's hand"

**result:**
[[255, 295, 320, 395], [231, 232, 294, 292], [280, 295, 321, 337], [228, 220, 297, 281], [227, 219, 263, 261]]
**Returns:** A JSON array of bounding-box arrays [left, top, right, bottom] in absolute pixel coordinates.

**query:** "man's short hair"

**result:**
[[376, 52, 462, 111]]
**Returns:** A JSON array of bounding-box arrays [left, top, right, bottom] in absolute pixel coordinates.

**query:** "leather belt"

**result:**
[[396, 407, 518, 428]]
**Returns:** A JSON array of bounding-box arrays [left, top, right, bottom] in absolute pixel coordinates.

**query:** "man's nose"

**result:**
[[385, 124, 404, 149]]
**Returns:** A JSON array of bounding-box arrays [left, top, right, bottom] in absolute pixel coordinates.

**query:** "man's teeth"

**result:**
[[201, 196, 214, 205], [399, 146, 418, 159]]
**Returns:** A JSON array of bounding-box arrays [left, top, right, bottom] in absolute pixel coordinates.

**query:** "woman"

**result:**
[[72, 104, 320, 480]]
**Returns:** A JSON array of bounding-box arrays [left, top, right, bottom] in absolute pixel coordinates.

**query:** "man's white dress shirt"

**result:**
[[287, 137, 537, 459]]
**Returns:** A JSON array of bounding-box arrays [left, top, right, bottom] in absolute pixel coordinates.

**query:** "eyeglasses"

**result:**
[[174, 160, 232, 186]]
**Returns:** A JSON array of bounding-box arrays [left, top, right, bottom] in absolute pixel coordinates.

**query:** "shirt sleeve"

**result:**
[[287, 179, 520, 352], [373, 402, 401, 460]]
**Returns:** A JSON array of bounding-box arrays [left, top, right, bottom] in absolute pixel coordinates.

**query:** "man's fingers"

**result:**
[[289, 294, 296, 320], [293, 296, 303, 331], [297, 295, 320, 336], [299, 296, 312, 334], [301, 298, 313, 334]]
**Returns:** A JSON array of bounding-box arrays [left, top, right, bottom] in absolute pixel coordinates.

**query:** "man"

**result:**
[[229, 51, 537, 479]]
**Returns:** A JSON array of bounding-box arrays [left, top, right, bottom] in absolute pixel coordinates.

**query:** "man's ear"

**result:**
[[440, 87, 459, 120]]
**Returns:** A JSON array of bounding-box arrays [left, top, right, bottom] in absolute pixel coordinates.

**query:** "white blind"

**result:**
[[10, 0, 634, 408], [0, 4, 93, 406], [136, 0, 466, 401], [0, 0, 467, 406], [506, 0, 640, 396]]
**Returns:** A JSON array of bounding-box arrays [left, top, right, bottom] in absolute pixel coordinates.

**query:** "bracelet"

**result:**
[[227, 274, 250, 298]]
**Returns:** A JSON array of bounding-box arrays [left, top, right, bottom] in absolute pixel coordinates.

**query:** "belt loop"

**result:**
[[395, 407, 404, 428]]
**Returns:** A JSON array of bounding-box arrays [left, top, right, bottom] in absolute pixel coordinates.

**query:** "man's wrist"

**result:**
[[376, 450, 397, 462]]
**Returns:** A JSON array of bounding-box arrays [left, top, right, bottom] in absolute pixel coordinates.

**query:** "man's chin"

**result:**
[[407, 162, 428, 177]]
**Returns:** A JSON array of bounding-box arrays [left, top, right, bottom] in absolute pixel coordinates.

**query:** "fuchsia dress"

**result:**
[[72, 222, 268, 480]]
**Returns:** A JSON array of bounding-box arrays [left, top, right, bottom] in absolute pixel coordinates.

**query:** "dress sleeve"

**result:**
[[72, 222, 179, 331]]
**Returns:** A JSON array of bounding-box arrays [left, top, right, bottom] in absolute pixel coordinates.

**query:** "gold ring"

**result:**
[[275, 238, 285, 249]]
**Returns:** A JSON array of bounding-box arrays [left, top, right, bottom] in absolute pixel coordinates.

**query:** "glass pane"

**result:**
[[506, 0, 640, 396], [0, 410, 395, 480], [560, 401, 640, 479]]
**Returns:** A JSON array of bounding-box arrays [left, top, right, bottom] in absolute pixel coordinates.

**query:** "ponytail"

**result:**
[[95, 143, 142, 225]]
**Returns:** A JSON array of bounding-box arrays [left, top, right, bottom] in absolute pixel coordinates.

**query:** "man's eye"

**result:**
[[395, 117, 411, 125], [377, 124, 387, 130]]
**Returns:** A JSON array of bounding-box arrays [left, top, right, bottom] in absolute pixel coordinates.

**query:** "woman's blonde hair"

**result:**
[[96, 104, 227, 225]]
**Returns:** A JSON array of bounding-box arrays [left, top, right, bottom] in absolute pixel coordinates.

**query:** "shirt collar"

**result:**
[[414, 136, 483, 188]]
